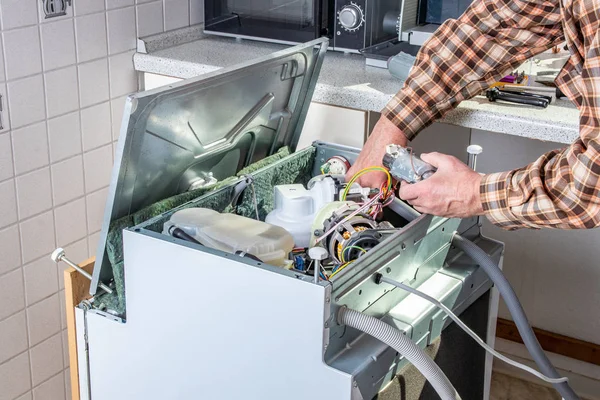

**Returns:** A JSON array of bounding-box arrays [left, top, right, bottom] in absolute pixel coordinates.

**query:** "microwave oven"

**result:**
[[204, 0, 402, 53]]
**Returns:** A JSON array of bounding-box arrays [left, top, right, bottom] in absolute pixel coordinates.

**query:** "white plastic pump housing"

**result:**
[[164, 208, 294, 267], [266, 178, 336, 247]]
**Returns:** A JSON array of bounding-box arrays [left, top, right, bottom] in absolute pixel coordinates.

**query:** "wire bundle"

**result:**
[[341, 167, 395, 217]]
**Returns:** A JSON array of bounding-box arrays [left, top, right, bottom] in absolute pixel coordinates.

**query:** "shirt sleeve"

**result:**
[[383, 0, 564, 140], [481, 33, 600, 229]]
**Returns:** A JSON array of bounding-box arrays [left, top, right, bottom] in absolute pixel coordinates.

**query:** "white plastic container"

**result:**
[[265, 177, 336, 248], [163, 208, 294, 267]]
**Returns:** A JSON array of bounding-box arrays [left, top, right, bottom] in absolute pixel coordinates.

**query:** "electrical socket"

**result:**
[[41, 0, 72, 19]]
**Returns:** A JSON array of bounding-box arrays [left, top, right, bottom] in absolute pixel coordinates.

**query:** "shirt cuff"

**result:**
[[480, 172, 532, 230], [382, 89, 431, 141]]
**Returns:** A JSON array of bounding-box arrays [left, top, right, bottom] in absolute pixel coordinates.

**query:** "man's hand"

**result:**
[[346, 115, 408, 187], [398, 152, 485, 218]]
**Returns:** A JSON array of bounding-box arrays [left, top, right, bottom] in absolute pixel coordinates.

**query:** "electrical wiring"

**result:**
[[341, 246, 367, 263], [329, 261, 353, 280], [377, 275, 569, 385], [341, 167, 393, 202]]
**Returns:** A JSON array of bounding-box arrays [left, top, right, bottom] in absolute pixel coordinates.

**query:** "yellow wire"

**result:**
[[342, 167, 392, 201], [329, 262, 353, 280]]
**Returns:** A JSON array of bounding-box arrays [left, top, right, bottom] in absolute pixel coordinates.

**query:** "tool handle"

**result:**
[[487, 89, 549, 108]]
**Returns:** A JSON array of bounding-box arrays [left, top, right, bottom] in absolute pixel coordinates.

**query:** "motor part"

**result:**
[[163, 208, 294, 267], [452, 234, 578, 400], [375, 274, 568, 385], [310, 202, 389, 264], [337, 307, 462, 400], [382, 144, 436, 183]]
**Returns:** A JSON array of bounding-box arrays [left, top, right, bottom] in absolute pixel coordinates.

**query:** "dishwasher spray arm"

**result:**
[[382, 144, 437, 184]]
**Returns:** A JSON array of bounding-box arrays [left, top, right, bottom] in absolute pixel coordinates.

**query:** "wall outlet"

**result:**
[[42, 0, 72, 19]]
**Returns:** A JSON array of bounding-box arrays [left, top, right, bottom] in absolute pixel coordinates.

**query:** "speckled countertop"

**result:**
[[134, 33, 580, 145]]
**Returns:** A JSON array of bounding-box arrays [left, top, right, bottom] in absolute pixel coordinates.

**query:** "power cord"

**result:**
[[374, 273, 569, 385]]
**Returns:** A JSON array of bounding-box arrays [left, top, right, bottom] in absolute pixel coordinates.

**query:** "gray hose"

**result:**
[[338, 307, 461, 400], [452, 234, 578, 400]]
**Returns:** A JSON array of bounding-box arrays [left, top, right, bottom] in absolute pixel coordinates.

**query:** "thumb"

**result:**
[[420, 152, 449, 168]]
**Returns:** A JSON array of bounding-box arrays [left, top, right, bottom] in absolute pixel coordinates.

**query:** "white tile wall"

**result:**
[[109, 51, 137, 97], [0, 84, 9, 132], [45, 67, 80, 118], [54, 198, 87, 246], [0, 311, 28, 364], [86, 187, 109, 234], [11, 122, 49, 175], [7, 75, 46, 128], [137, 1, 164, 37], [0, 38, 6, 83], [50, 156, 84, 206], [30, 333, 64, 386], [83, 145, 113, 193], [74, 13, 108, 63], [23, 257, 59, 307], [74, 0, 106, 16], [0, 268, 24, 320], [3, 26, 43, 80], [107, 7, 136, 55], [47, 112, 81, 163], [0, 178, 17, 228], [40, 20, 77, 71], [0, 352, 32, 400], [81, 102, 112, 151], [15, 168, 53, 220], [165, 0, 190, 31], [0, 132, 13, 180], [0, 1, 199, 397], [20, 211, 55, 264], [0, 0, 39, 31], [32, 371, 65, 400], [0, 224, 21, 274], [78, 59, 110, 108], [26, 294, 61, 346]]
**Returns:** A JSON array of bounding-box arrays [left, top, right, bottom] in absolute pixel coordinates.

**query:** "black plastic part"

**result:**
[[170, 227, 203, 245], [486, 88, 549, 108], [382, 152, 395, 170], [374, 272, 383, 284]]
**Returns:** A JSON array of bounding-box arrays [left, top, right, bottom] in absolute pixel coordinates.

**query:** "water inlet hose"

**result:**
[[452, 234, 578, 400]]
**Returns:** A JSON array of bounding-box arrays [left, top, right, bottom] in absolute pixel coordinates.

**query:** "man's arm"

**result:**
[[385, 0, 564, 139], [480, 32, 600, 229], [348, 0, 564, 186]]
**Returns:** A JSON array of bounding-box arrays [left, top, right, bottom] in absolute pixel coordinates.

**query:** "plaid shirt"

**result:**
[[384, 0, 600, 230]]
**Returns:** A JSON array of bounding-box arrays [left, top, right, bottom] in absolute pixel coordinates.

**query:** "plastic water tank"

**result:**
[[265, 178, 336, 248]]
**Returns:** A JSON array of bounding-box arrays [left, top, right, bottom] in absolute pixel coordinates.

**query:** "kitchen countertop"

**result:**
[[134, 33, 580, 145]]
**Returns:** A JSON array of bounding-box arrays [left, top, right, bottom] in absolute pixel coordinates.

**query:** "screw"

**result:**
[[51, 248, 113, 294], [326, 297, 331, 303], [353, 381, 358, 388], [386, 267, 391, 273], [467, 145, 483, 171], [401, 243, 406, 250]]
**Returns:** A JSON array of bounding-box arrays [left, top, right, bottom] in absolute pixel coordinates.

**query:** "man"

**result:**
[[348, 0, 599, 230]]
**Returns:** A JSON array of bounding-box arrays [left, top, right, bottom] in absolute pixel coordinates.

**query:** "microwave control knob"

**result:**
[[338, 3, 364, 32]]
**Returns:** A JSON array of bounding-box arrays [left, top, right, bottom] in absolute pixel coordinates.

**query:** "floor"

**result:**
[[490, 372, 562, 400]]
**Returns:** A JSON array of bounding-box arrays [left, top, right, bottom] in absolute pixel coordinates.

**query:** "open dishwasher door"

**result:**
[[70, 36, 503, 400]]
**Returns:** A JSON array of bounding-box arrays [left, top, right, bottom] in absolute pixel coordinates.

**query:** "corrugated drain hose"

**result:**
[[337, 307, 461, 400], [452, 234, 578, 400]]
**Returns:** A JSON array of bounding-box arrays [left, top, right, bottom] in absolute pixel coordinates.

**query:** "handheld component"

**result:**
[[382, 144, 436, 183]]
